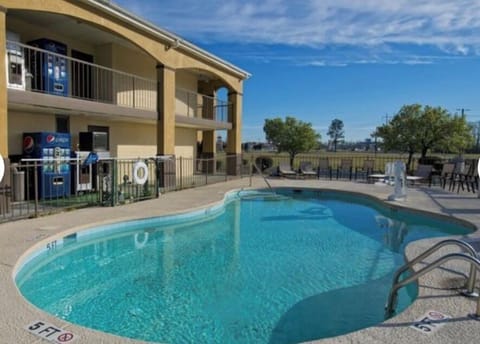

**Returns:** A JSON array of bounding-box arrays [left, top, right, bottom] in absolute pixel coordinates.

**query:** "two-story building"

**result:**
[[0, 0, 249, 189]]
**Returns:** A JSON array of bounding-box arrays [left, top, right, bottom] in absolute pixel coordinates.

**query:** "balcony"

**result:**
[[6, 41, 231, 129], [175, 88, 231, 130]]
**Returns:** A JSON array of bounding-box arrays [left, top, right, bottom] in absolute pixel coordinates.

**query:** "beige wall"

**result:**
[[175, 71, 199, 117], [107, 43, 157, 110], [8, 111, 158, 157], [7, 16, 95, 57], [174, 127, 196, 158], [176, 71, 197, 91], [8, 111, 55, 155], [0, 9, 8, 156], [175, 127, 196, 178], [70, 116, 156, 158]]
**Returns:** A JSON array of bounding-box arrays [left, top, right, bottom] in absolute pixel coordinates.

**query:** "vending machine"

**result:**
[[23, 132, 71, 199], [27, 38, 68, 96]]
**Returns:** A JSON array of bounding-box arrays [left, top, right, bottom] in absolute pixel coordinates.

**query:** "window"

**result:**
[[56, 115, 70, 133]]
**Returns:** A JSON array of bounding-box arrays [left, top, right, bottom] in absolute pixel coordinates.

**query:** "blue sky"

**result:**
[[115, 0, 480, 142]]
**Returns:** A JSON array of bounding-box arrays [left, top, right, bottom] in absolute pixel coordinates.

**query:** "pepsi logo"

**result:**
[[46, 134, 55, 144], [23, 136, 34, 153]]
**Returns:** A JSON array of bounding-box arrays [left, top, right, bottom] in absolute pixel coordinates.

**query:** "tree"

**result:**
[[374, 104, 474, 171], [373, 104, 421, 171], [327, 118, 344, 152], [263, 116, 320, 166]]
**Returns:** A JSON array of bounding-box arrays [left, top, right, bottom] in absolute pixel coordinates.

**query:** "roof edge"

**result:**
[[80, 0, 251, 80]]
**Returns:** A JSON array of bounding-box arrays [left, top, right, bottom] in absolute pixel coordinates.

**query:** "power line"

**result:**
[[382, 113, 390, 124], [456, 108, 471, 116]]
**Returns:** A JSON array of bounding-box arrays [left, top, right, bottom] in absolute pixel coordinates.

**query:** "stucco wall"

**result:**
[[9, 111, 157, 157], [175, 71, 198, 117], [175, 127, 196, 159], [175, 127, 196, 178], [7, 16, 95, 57], [8, 111, 54, 155]]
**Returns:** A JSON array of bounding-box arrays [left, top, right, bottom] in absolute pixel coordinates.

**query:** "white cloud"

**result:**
[[114, 0, 480, 64]]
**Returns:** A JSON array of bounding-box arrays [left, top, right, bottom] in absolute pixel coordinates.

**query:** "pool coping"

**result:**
[[1, 178, 480, 344]]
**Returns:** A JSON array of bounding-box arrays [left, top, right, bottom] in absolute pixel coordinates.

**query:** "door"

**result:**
[[71, 50, 94, 100]]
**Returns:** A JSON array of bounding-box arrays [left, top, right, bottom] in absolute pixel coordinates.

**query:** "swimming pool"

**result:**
[[15, 188, 474, 343]]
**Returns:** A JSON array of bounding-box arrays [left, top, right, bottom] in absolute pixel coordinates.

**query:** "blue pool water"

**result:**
[[16, 189, 473, 343]]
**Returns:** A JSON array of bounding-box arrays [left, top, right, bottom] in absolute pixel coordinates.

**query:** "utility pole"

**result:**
[[456, 108, 471, 116], [382, 113, 390, 124]]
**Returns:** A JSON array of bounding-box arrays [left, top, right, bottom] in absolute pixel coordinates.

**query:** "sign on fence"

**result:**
[[0, 153, 4, 183]]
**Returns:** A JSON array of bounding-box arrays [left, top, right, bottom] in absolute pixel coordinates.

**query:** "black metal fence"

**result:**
[[2, 153, 476, 222], [0, 155, 248, 222]]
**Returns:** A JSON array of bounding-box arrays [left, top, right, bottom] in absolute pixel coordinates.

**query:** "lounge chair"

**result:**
[[299, 161, 317, 178], [317, 158, 332, 179], [278, 162, 297, 178]]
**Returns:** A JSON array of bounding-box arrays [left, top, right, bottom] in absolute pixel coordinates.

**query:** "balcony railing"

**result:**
[[6, 40, 229, 121], [7, 41, 157, 110], [175, 87, 230, 122]]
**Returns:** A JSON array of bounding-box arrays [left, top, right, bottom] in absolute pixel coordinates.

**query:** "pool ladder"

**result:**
[[385, 239, 480, 319]]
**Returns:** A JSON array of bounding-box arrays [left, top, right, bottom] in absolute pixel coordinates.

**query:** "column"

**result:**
[[0, 7, 8, 158], [0, 7, 10, 212], [226, 91, 243, 175], [156, 64, 176, 189], [198, 80, 216, 173]]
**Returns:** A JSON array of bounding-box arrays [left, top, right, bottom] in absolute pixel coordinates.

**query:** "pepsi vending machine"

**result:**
[[23, 132, 71, 199], [28, 38, 68, 96]]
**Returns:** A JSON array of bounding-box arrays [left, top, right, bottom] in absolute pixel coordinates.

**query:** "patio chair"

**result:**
[[278, 162, 298, 178], [436, 163, 455, 189], [406, 164, 432, 186], [336, 158, 353, 180], [466, 165, 479, 193], [450, 163, 475, 193], [355, 159, 375, 180], [299, 161, 317, 178], [317, 158, 332, 179]]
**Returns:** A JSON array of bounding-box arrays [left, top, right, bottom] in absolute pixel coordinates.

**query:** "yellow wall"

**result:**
[[9, 111, 157, 157], [111, 44, 156, 78], [175, 127, 196, 178], [175, 127, 196, 158], [175, 71, 198, 117], [70, 116, 157, 158], [7, 16, 95, 56], [0, 8, 7, 156], [8, 111, 54, 155], [109, 44, 157, 110]]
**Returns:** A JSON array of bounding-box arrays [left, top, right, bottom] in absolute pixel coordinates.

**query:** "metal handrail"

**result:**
[[385, 252, 480, 319], [391, 239, 478, 297], [250, 160, 273, 192]]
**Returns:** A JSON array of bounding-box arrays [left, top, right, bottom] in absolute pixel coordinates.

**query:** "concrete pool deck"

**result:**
[[1, 177, 479, 343]]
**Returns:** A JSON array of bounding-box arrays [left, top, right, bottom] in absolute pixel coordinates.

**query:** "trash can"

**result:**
[[11, 163, 25, 202]]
